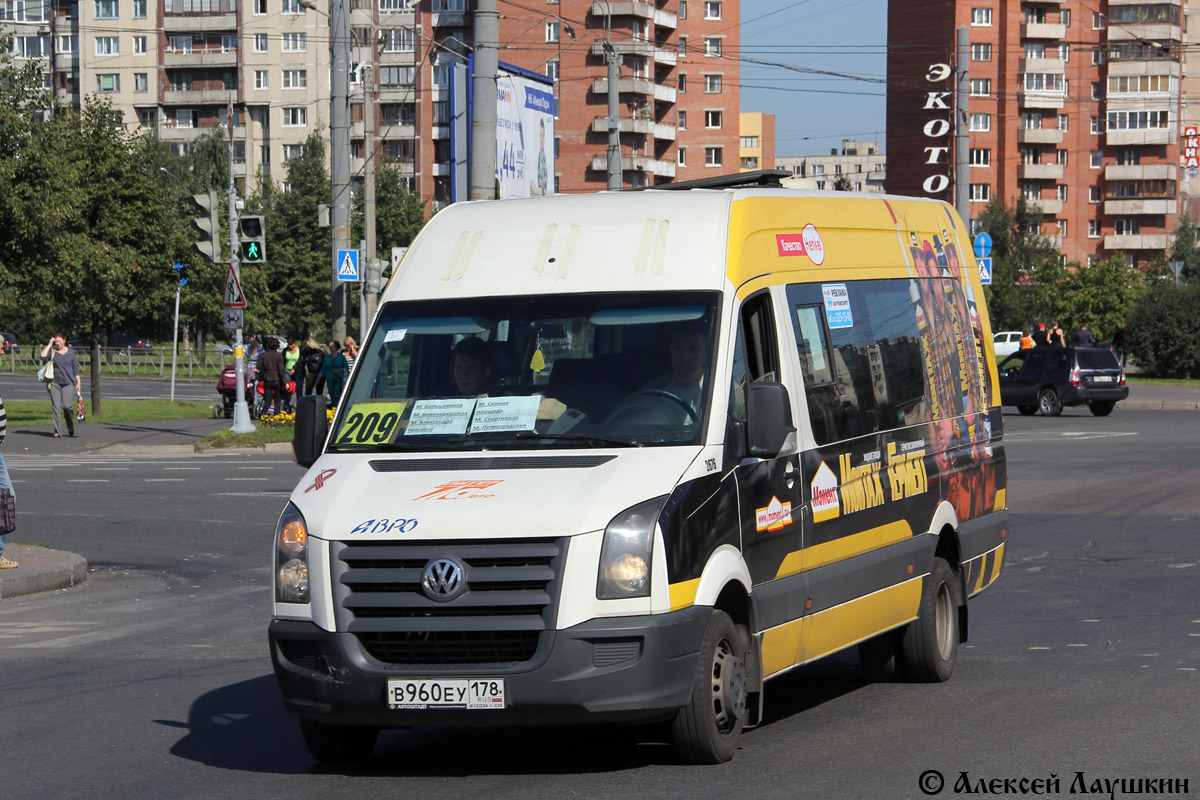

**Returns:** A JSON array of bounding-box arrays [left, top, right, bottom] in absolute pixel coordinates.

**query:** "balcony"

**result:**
[[1106, 128, 1175, 146], [1026, 197, 1064, 215], [591, 77, 676, 103], [1104, 198, 1177, 215], [1104, 164, 1177, 181], [589, 153, 676, 178], [1018, 128, 1064, 144], [1020, 90, 1065, 109], [1107, 60, 1180, 77], [163, 88, 234, 104], [163, 49, 237, 68], [590, 1, 678, 29], [591, 116, 676, 141], [1106, 23, 1180, 42], [1021, 22, 1066, 38], [590, 39, 677, 67], [162, 13, 237, 32], [54, 53, 78, 69], [430, 11, 466, 27], [1020, 57, 1065, 74], [1019, 163, 1064, 180], [1104, 234, 1169, 250]]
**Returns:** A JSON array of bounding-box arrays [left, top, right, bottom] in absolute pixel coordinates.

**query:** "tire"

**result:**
[[899, 557, 960, 682], [858, 630, 904, 682], [299, 717, 379, 764], [1016, 405, 1037, 416], [1089, 401, 1115, 417], [1038, 388, 1063, 417], [671, 610, 748, 764]]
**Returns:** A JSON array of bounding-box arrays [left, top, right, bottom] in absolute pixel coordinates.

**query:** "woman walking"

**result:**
[[40, 334, 82, 438], [299, 338, 325, 396], [321, 340, 349, 404], [257, 338, 288, 418], [342, 336, 358, 373], [0, 394, 16, 569]]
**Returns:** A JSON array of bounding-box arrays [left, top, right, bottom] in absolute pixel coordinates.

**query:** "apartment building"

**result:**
[[887, 0, 1185, 267], [776, 140, 886, 192], [738, 111, 774, 171]]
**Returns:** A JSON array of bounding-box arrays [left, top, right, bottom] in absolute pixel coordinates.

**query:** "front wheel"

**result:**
[[299, 717, 379, 764], [899, 557, 960, 682], [1038, 388, 1063, 416], [1089, 401, 1115, 417], [671, 610, 748, 764]]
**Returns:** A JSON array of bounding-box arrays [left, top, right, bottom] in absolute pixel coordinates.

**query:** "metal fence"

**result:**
[[2, 346, 233, 378]]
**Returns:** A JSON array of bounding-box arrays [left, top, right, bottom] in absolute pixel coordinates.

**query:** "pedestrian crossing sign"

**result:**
[[337, 249, 360, 282], [978, 257, 993, 285]]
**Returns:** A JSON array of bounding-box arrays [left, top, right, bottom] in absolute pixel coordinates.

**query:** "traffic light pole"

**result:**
[[228, 95, 255, 434]]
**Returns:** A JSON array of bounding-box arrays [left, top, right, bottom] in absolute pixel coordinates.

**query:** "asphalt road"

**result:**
[[0, 410, 1196, 799], [0, 374, 217, 403]]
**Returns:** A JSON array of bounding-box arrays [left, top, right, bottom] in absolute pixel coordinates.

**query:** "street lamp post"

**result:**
[[170, 263, 187, 402]]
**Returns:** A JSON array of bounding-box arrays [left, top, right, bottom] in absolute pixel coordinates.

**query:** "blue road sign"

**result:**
[[978, 257, 993, 285], [973, 232, 993, 259], [337, 249, 360, 282]]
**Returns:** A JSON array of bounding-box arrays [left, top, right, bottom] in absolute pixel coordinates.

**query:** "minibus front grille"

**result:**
[[332, 538, 565, 666]]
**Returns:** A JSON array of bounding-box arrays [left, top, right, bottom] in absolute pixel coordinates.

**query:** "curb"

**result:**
[[0, 545, 88, 600], [81, 442, 294, 456], [1117, 401, 1200, 410]]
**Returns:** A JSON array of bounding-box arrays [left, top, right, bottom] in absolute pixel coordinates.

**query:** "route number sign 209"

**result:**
[[335, 402, 407, 446]]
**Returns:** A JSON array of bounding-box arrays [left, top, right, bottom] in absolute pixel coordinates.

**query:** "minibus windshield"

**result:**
[[328, 291, 720, 452]]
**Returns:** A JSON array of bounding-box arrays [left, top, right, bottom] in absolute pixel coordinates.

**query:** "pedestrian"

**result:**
[[342, 336, 358, 373], [321, 340, 349, 404], [283, 337, 301, 411], [1075, 325, 1094, 348], [1034, 322, 1048, 346], [39, 333, 82, 438], [1019, 327, 1035, 349], [1046, 321, 1066, 348], [1111, 322, 1128, 367], [0, 394, 16, 569], [245, 336, 261, 382], [257, 337, 288, 418], [299, 338, 325, 396]]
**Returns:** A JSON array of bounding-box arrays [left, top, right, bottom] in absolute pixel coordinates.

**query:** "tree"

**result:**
[[832, 175, 852, 192], [1055, 256, 1144, 342], [1168, 216, 1200, 283], [1127, 282, 1200, 378], [372, 163, 427, 252], [977, 197, 1063, 330]]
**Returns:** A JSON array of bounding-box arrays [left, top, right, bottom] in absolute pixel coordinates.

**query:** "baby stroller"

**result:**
[[253, 378, 297, 419], [213, 364, 255, 419]]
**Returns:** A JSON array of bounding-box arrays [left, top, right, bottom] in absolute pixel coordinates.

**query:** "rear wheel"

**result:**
[[1089, 401, 1115, 417], [671, 610, 748, 764], [1016, 405, 1037, 416], [1038, 388, 1063, 416], [299, 717, 379, 764], [899, 557, 960, 682]]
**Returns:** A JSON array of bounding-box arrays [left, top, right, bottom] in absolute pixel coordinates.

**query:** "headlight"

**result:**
[[596, 496, 666, 600], [275, 502, 310, 604]]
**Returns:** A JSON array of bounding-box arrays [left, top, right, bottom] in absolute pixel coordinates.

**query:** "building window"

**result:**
[[433, 101, 449, 124], [1021, 112, 1042, 130], [1056, 149, 1067, 166], [381, 103, 415, 125], [545, 21, 559, 43], [379, 66, 415, 86], [969, 113, 990, 132], [96, 73, 119, 92], [282, 33, 307, 52], [1091, 82, 1103, 100], [1114, 219, 1139, 236], [255, 70, 268, 89], [283, 69, 307, 89], [678, 74, 687, 93], [380, 28, 414, 52], [970, 7, 991, 25], [678, 36, 687, 55], [282, 0, 304, 13], [1108, 75, 1174, 94], [679, 0, 686, 19], [57, 35, 76, 53], [1090, 151, 1102, 168], [168, 35, 192, 53], [1090, 116, 1103, 134], [1058, 114, 1068, 131], [704, 74, 722, 93], [1056, 220, 1067, 238], [1060, 9, 1070, 26], [969, 148, 990, 167], [704, 37, 721, 57], [134, 72, 148, 92], [1116, 149, 1139, 166], [705, 109, 722, 128], [678, 110, 686, 130], [741, 157, 759, 169], [1088, 220, 1100, 238], [432, 0, 466, 9], [134, 36, 146, 54], [740, 136, 759, 148], [969, 184, 990, 202], [545, 59, 558, 82], [1107, 110, 1171, 130], [94, 0, 117, 18], [255, 0, 266, 12], [678, 146, 687, 166], [95, 36, 119, 56], [1023, 73, 1065, 93], [1056, 184, 1068, 201], [1093, 12, 1106, 30], [704, 1, 720, 19], [254, 34, 268, 52], [970, 78, 990, 97], [137, 108, 156, 128], [133, 0, 146, 16], [1092, 48, 1106, 65], [1089, 186, 1101, 203], [170, 72, 192, 91], [705, 146, 723, 167], [284, 144, 304, 161], [970, 43, 991, 61], [175, 109, 194, 128], [1021, 182, 1040, 201], [1059, 44, 1070, 61], [1020, 148, 1039, 165], [282, 107, 307, 127]]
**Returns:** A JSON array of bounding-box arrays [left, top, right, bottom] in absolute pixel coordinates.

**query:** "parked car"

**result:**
[[1, 332, 16, 356], [69, 333, 154, 354], [998, 346, 1128, 416], [992, 330, 1023, 358]]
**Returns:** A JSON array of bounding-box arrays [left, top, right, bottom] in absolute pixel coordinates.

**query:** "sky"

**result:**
[[737, 0, 889, 157]]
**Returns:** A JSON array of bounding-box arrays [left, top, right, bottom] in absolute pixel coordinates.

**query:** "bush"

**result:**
[[1127, 283, 1200, 378]]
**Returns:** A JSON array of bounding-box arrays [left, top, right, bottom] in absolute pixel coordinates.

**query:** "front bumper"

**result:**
[[270, 607, 711, 727]]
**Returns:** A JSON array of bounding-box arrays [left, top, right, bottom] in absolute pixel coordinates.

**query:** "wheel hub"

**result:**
[[711, 641, 747, 732]]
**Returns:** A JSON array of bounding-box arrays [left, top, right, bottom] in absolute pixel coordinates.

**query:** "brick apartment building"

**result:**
[[887, 0, 1187, 267], [4, 0, 739, 206]]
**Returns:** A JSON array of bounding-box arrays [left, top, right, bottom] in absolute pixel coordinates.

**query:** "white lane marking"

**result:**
[[236, 467, 275, 470], [164, 467, 201, 471], [1066, 644, 1087, 647], [217, 492, 290, 497], [93, 468, 130, 471], [12, 619, 169, 649], [67, 479, 109, 483], [227, 477, 269, 481], [145, 479, 186, 482], [1029, 646, 1052, 650]]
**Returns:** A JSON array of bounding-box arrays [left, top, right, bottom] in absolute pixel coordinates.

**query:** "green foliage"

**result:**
[[1054, 256, 1145, 341], [978, 197, 1064, 330], [1126, 282, 1200, 378], [1169, 216, 1200, 282], [372, 163, 427, 252]]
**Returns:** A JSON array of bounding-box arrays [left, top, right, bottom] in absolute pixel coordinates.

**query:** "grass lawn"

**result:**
[[5, 398, 214, 426], [1126, 376, 1200, 387], [199, 427, 294, 450]]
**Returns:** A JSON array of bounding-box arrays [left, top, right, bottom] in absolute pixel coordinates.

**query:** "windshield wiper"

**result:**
[[513, 431, 643, 448]]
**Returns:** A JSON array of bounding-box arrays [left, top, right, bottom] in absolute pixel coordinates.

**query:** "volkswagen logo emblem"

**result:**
[[421, 558, 466, 601]]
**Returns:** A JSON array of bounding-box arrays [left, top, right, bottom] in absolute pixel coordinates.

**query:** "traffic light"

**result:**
[[190, 190, 221, 263], [238, 216, 266, 263], [366, 257, 386, 294]]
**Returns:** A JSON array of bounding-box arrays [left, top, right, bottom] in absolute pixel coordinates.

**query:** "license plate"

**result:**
[[1092, 375, 1113, 383], [387, 678, 506, 710]]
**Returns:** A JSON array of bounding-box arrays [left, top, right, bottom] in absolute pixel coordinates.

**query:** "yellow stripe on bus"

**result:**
[[989, 543, 1005, 583], [994, 488, 1007, 510], [668, 578, 701, 611], [774, 520, 914, 580]]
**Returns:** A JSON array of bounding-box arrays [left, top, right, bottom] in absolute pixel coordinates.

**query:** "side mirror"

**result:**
[[293, 394, 329, 468], [746, 381, 796, 458]]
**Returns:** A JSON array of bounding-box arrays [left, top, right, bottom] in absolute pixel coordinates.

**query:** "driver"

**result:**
[[442, 337, 495, 396], [637, 325, 706, 422]]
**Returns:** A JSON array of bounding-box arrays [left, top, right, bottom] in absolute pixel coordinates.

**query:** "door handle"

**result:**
[[783, 460, 796, 490]]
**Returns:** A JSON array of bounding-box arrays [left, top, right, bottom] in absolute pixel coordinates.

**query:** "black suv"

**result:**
[[998, 347, 1128, 416]]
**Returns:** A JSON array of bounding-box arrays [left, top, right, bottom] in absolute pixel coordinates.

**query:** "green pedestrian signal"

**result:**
[[238, 215, 266, 263]]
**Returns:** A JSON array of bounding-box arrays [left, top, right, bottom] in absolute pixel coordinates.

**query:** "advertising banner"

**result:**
[[494, 63, 556, 198]]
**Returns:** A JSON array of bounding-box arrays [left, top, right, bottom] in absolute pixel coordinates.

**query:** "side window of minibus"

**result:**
[[727, 293, 779, 454]]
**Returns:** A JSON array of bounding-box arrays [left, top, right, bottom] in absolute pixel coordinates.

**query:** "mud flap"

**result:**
[[744, 632, 765, 729]]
